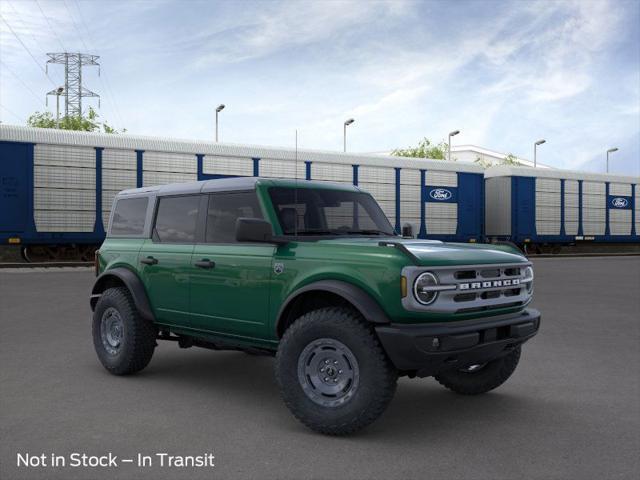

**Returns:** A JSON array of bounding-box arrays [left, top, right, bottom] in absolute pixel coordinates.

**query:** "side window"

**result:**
[[110, 197, 148, 236], [153, 195, 200, 243], [206, 191, 264, 243]]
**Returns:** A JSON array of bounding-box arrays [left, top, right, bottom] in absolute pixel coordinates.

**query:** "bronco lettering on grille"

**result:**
[[458, 279, 520, 290]]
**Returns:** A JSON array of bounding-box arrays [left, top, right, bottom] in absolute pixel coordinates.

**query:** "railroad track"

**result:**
[[0, 261, 93, 269], [530, 252, 640, 258]]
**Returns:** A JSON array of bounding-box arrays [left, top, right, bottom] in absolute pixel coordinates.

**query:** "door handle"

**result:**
[[194, 259, 215, 269], [140, 256, 158, 265]]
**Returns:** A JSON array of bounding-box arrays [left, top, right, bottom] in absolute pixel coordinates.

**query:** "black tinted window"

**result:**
[[324, 201, 379, 231], [154, 195, 200, 243], [110, 197, 148, 236], [268, 187, 394, 236], [206, 192, 263, 243]]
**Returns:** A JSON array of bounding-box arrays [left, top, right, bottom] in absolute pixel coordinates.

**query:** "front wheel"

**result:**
[[434, 347, 521, 395], [275, 307, 398, 435]]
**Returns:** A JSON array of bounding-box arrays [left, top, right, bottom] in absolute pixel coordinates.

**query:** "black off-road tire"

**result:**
[[92, 287, 157, 375], [434, 347, 521, 395], [275, 307, 398, 435]]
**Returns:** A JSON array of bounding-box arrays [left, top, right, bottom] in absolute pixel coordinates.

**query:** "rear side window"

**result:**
[[153, 195, 200, 243], [206, 192, 263, 243], [110, 197, 148, 236]]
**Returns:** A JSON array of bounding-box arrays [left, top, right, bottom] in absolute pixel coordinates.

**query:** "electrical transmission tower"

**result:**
[[46, 53, 100, 117]]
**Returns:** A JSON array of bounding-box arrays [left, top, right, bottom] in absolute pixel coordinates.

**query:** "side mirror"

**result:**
[[236, 218, 286, 244]]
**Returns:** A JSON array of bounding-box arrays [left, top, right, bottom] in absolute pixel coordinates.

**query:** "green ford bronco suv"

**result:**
[[91, 177, 540, 435]]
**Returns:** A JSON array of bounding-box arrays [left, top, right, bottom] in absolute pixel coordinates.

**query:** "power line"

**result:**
[[6, 1, 52, 55], [0, 103, 23, 123], [71, 0, 126, 127], [0, 59, 47, 107], [34, 0, 67, 52], [0, 14, 56, 87], [62, 0, 89, 51], [4, 0, 64, 86]]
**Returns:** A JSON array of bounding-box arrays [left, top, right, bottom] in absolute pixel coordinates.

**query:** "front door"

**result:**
[[189, 191, 274, 339], [138, 194, 201, 327]]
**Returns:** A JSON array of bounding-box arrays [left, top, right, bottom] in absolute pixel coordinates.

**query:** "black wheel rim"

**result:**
[[100, 307, 124, 355], [297, 338, 360, 408]]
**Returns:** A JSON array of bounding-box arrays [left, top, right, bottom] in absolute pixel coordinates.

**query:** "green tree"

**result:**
[[474, 152, 523, 169], [502, 153, 521, 165], [391, 137, 451, 160], [474, 155, 493, 169], [27, 107, 125, 133]]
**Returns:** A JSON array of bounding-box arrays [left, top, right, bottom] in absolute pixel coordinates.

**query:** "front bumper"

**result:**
[[375, 308, 541, 377]]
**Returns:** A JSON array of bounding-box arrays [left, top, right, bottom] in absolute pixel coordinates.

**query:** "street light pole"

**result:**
[[215, 104, 225, 142], [606, 147, 618, 173], [448, 130, 460, 162], [534, 139, 546, 168], [343, 118, 354, 152], [55, 87, 64, 128]]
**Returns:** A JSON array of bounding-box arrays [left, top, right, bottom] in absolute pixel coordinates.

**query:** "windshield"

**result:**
[[268, 187, 396, 237]]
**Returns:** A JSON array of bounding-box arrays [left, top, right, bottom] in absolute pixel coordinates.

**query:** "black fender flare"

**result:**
[[90, 267, 155, 322], [276, 280, 391, 336]]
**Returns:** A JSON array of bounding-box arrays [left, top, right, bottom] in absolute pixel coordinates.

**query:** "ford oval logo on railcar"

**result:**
[[429, 188, 453, 201], [611, 197, 629, 208]]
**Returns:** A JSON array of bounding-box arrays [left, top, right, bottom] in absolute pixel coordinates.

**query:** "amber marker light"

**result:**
[[401, 276, 408, 298]]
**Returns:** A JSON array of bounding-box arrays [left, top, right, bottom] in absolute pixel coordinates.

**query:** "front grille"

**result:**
[[456, 301, 525, 314], [403, 262, 533, 314], [454, 293, 476, 302], [479, 268, 501, 278]]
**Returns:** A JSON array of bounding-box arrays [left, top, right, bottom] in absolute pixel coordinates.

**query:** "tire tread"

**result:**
[[92, 287, 156, 375], [275, 307, 397, 435], [434, 347, 521, 395]]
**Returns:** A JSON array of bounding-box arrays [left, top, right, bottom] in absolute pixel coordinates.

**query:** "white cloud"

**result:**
[[190, 0, 410, 68], [1, 0, 637, 176]]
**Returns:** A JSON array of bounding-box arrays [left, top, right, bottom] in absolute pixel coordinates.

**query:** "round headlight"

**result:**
[[414, 272, 439, 305], [523, 266, 534, 294]]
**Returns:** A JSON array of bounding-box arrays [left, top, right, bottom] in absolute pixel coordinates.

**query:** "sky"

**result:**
[[0, 0, 639, 175]]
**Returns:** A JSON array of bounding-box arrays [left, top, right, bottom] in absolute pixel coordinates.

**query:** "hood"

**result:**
[[399, 239, 527, 266], [317, 237, 527, 266]]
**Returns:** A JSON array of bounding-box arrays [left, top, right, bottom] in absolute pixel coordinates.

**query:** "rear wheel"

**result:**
[[275, 307, 397, 435], [434, 347, 521, 395], [92, 287, 157, 375]]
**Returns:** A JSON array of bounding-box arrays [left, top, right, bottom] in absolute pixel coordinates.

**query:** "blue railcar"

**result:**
[[484, 166, 639, 250], [0, 125, 485, 260]]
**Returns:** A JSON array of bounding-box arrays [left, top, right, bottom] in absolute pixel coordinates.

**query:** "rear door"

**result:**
[[138, 194, 202, 327], [189, 191, 274, 339]]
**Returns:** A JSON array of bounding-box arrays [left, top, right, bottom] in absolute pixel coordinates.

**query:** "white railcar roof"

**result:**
[[484, 165, 639, 184], [0, 124, 484, 174]]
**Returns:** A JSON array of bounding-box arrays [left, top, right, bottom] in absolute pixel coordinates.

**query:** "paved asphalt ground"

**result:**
[[1, 257, 639, 480]]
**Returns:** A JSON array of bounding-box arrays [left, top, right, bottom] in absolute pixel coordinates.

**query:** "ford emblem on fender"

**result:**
[[611, 197, 629, 208], [429, 188, 452, 201]]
